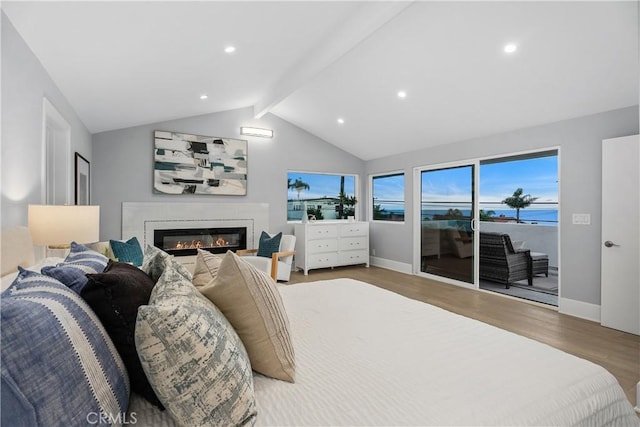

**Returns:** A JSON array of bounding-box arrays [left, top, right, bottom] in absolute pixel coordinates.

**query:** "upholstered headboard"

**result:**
[[1, 227, 35, 277]]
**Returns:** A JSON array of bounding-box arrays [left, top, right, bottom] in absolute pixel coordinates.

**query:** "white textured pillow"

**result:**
[[135, 264, 257, 426], [191, 249, 223, 288], [199, 251, 296, 382]]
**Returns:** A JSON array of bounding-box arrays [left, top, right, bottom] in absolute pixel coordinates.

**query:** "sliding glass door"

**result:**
[[418, 165, 476, 285]]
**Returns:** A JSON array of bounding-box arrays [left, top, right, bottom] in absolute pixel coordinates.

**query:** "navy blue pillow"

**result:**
[[41, 241, 109, 293], [110, 237, 144, 267], [256, 232, 282, 258], [1, 269, 129, 426]]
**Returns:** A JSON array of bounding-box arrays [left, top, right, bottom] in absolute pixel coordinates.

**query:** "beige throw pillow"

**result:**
[[192, 249, 223, 288], [199, 251, 296, 383]]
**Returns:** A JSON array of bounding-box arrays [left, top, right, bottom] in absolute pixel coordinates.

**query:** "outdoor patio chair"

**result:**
[[479, 232, 532, 288]]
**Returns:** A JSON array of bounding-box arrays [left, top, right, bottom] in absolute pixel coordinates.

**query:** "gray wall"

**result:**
[[92, 107, 365, 239], [365, 106, 639, 306], [1, 12, 92, 228]]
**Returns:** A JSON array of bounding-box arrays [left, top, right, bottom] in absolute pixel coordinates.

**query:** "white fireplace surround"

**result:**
[[122, 202, 269, 256]]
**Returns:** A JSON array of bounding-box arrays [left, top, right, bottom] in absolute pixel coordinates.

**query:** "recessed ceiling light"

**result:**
[[200, 94, 208, 100], [397, 91, 407, 99], [504, 43, 517, 54], [337, 118, 345, 124], [224, 46, 236, 54]]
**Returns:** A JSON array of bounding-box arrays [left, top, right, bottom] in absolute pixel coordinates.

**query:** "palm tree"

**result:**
[[502, 188, 538, 223], [479, 209, 496, 221], [288, 178, 310, 200]]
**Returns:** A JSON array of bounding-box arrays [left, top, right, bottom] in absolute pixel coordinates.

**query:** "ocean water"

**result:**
[[381, 208, 558, 225]]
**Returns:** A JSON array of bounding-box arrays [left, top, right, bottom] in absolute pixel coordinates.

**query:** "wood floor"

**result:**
[[287, 265, 640, 407]]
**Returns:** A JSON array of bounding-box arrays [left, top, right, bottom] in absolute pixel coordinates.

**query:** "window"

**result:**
[[371, 172, 405, 222], [287, 172, 357, 221]]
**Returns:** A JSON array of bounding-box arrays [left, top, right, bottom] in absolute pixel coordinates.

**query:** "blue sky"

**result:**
[[288, 172, 355, 200], [290, 155, 558, 210], [371, 155, 558, 211]]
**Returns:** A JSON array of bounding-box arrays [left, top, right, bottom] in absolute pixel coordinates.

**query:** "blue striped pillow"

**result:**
[[1, 269, 129, 426], [41, 241, 109, 293]]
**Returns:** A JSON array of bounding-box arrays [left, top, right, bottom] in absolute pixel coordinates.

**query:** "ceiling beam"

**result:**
[[253, 1, 414, 118]]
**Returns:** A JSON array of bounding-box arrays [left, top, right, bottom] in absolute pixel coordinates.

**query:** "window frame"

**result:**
[[287, 171, 359, 223], [370, 171, 405, 223]]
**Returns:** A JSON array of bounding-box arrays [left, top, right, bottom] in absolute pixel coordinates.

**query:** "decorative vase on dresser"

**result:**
[[294, 221, 369, 275]]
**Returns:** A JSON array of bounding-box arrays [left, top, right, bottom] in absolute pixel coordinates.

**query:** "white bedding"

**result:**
[[130, 278, 638, 426]]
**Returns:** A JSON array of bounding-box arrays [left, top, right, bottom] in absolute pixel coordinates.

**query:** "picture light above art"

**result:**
[[240, 127, 273, 138], [153, 131, 247, 195]]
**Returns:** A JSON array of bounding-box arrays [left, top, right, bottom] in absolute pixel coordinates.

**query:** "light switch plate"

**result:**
[[572, 213, 591, 225]]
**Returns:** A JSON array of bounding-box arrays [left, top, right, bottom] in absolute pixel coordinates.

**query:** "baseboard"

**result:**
[[369, 256, 412, 275], [558, 297, 601, 323]]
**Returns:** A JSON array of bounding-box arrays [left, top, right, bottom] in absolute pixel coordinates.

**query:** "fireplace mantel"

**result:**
[[122, 202, 269, 266]]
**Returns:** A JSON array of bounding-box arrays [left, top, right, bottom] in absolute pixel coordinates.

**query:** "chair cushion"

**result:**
[[41, 241, 109, 293], [199, 251, 296, 382], [110, 237, 144, 267], [135, 264, 257, 426], [257, 231, 282, 258], [82, 261, 163, 408], [191, 249, 223, 288], [1, 269, 129, 426]]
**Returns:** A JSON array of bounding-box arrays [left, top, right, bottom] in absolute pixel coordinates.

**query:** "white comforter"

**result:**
[[131, 278, 639, 426], [254, 279, 637, 426]]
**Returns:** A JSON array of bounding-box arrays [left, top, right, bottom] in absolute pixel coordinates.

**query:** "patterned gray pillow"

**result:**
[[140, 245, 192, 283], [135, 264, 257, 426]]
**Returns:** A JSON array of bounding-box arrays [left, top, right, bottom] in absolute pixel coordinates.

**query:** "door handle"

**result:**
[[604, 240, 620, 248]]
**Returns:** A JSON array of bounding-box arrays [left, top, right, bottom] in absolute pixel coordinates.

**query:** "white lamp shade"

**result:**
[[28, 205, 100, 246]]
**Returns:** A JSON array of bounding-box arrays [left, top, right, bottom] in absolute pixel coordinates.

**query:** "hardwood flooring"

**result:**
[[287, 265, 640, 406]]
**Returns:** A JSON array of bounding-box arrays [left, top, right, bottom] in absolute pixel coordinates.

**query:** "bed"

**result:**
[[2, 226, 639, 426]]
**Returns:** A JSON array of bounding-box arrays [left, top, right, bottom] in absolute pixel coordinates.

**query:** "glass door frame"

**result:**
[[413, 159, 480, 290]]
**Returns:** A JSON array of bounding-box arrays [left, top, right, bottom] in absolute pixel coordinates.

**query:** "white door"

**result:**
[[601, 134, 639, 335]]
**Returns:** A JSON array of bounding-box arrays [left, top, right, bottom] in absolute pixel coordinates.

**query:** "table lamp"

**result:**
[[28, 205, 100, 254]]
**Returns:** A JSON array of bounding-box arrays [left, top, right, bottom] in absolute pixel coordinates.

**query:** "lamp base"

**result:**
[[46, 245, 71, 258]]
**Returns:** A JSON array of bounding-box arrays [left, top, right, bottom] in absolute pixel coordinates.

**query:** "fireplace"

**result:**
[[154, 227, 247, 256]]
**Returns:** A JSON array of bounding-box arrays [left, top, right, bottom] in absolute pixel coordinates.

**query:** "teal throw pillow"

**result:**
[[110, 237, 144, 267], [257, 232, 282, 258]]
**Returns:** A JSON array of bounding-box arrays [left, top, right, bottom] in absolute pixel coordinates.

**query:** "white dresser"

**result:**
[[294, 221, 369, 275]]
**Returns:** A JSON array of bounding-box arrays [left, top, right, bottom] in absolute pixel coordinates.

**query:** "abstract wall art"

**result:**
[[153, 131, 248, 195]]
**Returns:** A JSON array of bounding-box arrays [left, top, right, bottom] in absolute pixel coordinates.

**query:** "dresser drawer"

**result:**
[[340, 223, 368, 237], [339, 250, 369, 265], [308, 225, 338, 239], [308, 252, 339, 268], [339, 236, 368, 251], [307, 238, 338, 254]]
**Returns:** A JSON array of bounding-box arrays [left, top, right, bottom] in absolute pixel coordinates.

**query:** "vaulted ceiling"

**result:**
[[3, 1, 638, 160]]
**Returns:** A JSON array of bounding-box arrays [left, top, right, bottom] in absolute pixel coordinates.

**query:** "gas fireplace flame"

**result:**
[[171, 237, 230, 250]]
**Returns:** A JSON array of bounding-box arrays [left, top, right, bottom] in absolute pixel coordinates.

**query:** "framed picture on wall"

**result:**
[[153, 130, 248, 195], [75, 152, 90, 205]]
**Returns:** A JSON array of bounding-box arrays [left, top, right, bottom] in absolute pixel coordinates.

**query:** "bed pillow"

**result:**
[[82, 260, 163, 409], [199, 251, 296, 382], [1, 269, 129, 426], [110, 237, 144, 267], [141, 245, 192, 283], [136, 264, 257, 426], [87, 241, 116, 260], [41, 241, 109, 293], [191, 249, 222, 288], [256, 231, 282, 258]]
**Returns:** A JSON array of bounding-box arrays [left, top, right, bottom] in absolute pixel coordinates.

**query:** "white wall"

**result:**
[[91, 107, 365, 240], [365, 106, 639, 306], [1, 12, 92, 227]]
